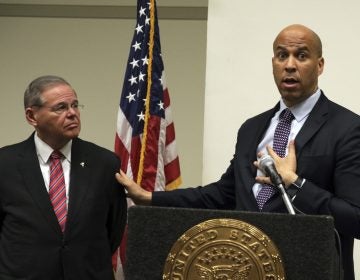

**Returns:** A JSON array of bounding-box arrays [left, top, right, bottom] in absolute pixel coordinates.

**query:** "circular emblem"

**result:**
[[163, 218, 285, 280]]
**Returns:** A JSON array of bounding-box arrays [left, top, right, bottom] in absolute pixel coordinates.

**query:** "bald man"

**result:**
[[117, 24, 360, 280]]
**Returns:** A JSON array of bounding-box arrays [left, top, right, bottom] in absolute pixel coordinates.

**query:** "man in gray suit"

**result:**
[[116, 24, 360, 280], [0, 75, 127, 279]]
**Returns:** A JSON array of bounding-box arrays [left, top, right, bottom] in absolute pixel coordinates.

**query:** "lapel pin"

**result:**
[[80, 162, 85, 167]]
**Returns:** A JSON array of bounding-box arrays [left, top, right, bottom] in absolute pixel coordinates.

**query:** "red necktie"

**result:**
[[256, 108, 294, 210], [49, 151, 67, 232]]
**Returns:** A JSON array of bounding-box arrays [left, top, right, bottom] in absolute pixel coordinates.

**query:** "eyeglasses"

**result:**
[[32, 101, 84, 115]]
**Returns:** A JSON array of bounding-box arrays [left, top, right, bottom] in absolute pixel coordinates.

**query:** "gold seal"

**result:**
[[162, 218, 285, 280]]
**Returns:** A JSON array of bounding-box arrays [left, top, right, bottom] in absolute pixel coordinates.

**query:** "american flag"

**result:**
[[113, 0, 181, 278]]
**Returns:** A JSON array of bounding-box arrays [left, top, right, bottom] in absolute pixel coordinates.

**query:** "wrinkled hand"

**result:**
[[254, 140, 298, 187], [115, 170, 152, 205]]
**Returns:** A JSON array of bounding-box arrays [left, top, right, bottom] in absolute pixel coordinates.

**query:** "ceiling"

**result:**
[[0, 0, 208, 20], [0, 0, 208, 7]]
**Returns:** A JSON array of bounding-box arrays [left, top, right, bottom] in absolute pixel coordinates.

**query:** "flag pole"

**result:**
[[137, 0, 155, 186]]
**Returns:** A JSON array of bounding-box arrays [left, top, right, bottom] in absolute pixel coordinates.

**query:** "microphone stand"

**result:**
[[261, 155, 296, 215], [276, 183, 295, 215]]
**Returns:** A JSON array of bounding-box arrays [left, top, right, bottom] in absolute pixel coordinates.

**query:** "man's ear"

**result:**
[[318, 57, 325, 76], [25, 108, 38, 127]]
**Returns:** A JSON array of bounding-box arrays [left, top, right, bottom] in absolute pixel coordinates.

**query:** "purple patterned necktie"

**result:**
[[256, 108, 294, 210], [49, 151, 67, 232]]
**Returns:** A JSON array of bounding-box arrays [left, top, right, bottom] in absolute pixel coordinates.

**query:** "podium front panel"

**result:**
[[125, 206, 337, 280]]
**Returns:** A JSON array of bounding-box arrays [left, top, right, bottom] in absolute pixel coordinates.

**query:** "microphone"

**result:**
[[259, 154, 283, 186], [258, 154, 295, 215]]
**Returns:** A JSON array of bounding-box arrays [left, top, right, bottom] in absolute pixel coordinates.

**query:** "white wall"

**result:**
[[205, 0, 360, 277]]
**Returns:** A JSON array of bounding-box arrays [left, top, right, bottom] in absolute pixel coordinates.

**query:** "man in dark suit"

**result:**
[[116, 24, 360, 279], [0, 75, 127, 279]]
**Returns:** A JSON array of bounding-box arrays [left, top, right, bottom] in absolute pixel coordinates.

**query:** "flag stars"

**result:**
[[132, 41, 141, 51], [158, 101, 164, 110], [129, 58, 139, 69], [139, 6, 146, 17], [135, 23, 143, 34], [137, 111, 145, 121], [145, 16, 150, 25], [126, 92, 136, 103], [138, 71, 146, 82], [142, 55, 149, 65], [128, 75, 138, 85]]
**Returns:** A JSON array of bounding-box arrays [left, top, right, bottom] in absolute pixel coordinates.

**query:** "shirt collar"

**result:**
[[279, 88, 321, 122], [34, 133, 72, 163]]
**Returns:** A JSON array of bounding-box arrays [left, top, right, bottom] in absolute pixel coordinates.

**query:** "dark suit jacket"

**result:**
[[0, 135, 127, 280], [153, 93, 360, 280]]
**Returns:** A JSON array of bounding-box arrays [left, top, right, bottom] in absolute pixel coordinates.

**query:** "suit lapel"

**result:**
[[66, 138, 91, 233], [18, 136, 62, 235], [252, 105, 280, 152], [295, 93, 329, 157]]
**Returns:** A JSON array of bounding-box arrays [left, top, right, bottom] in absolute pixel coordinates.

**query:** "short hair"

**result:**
[[24, 75, 72, 109]]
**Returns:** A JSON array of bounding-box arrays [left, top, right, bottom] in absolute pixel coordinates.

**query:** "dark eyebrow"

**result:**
[[275, 45, 310, 52], [275, 46, 287, 52], [297, 46, 310, 52]]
